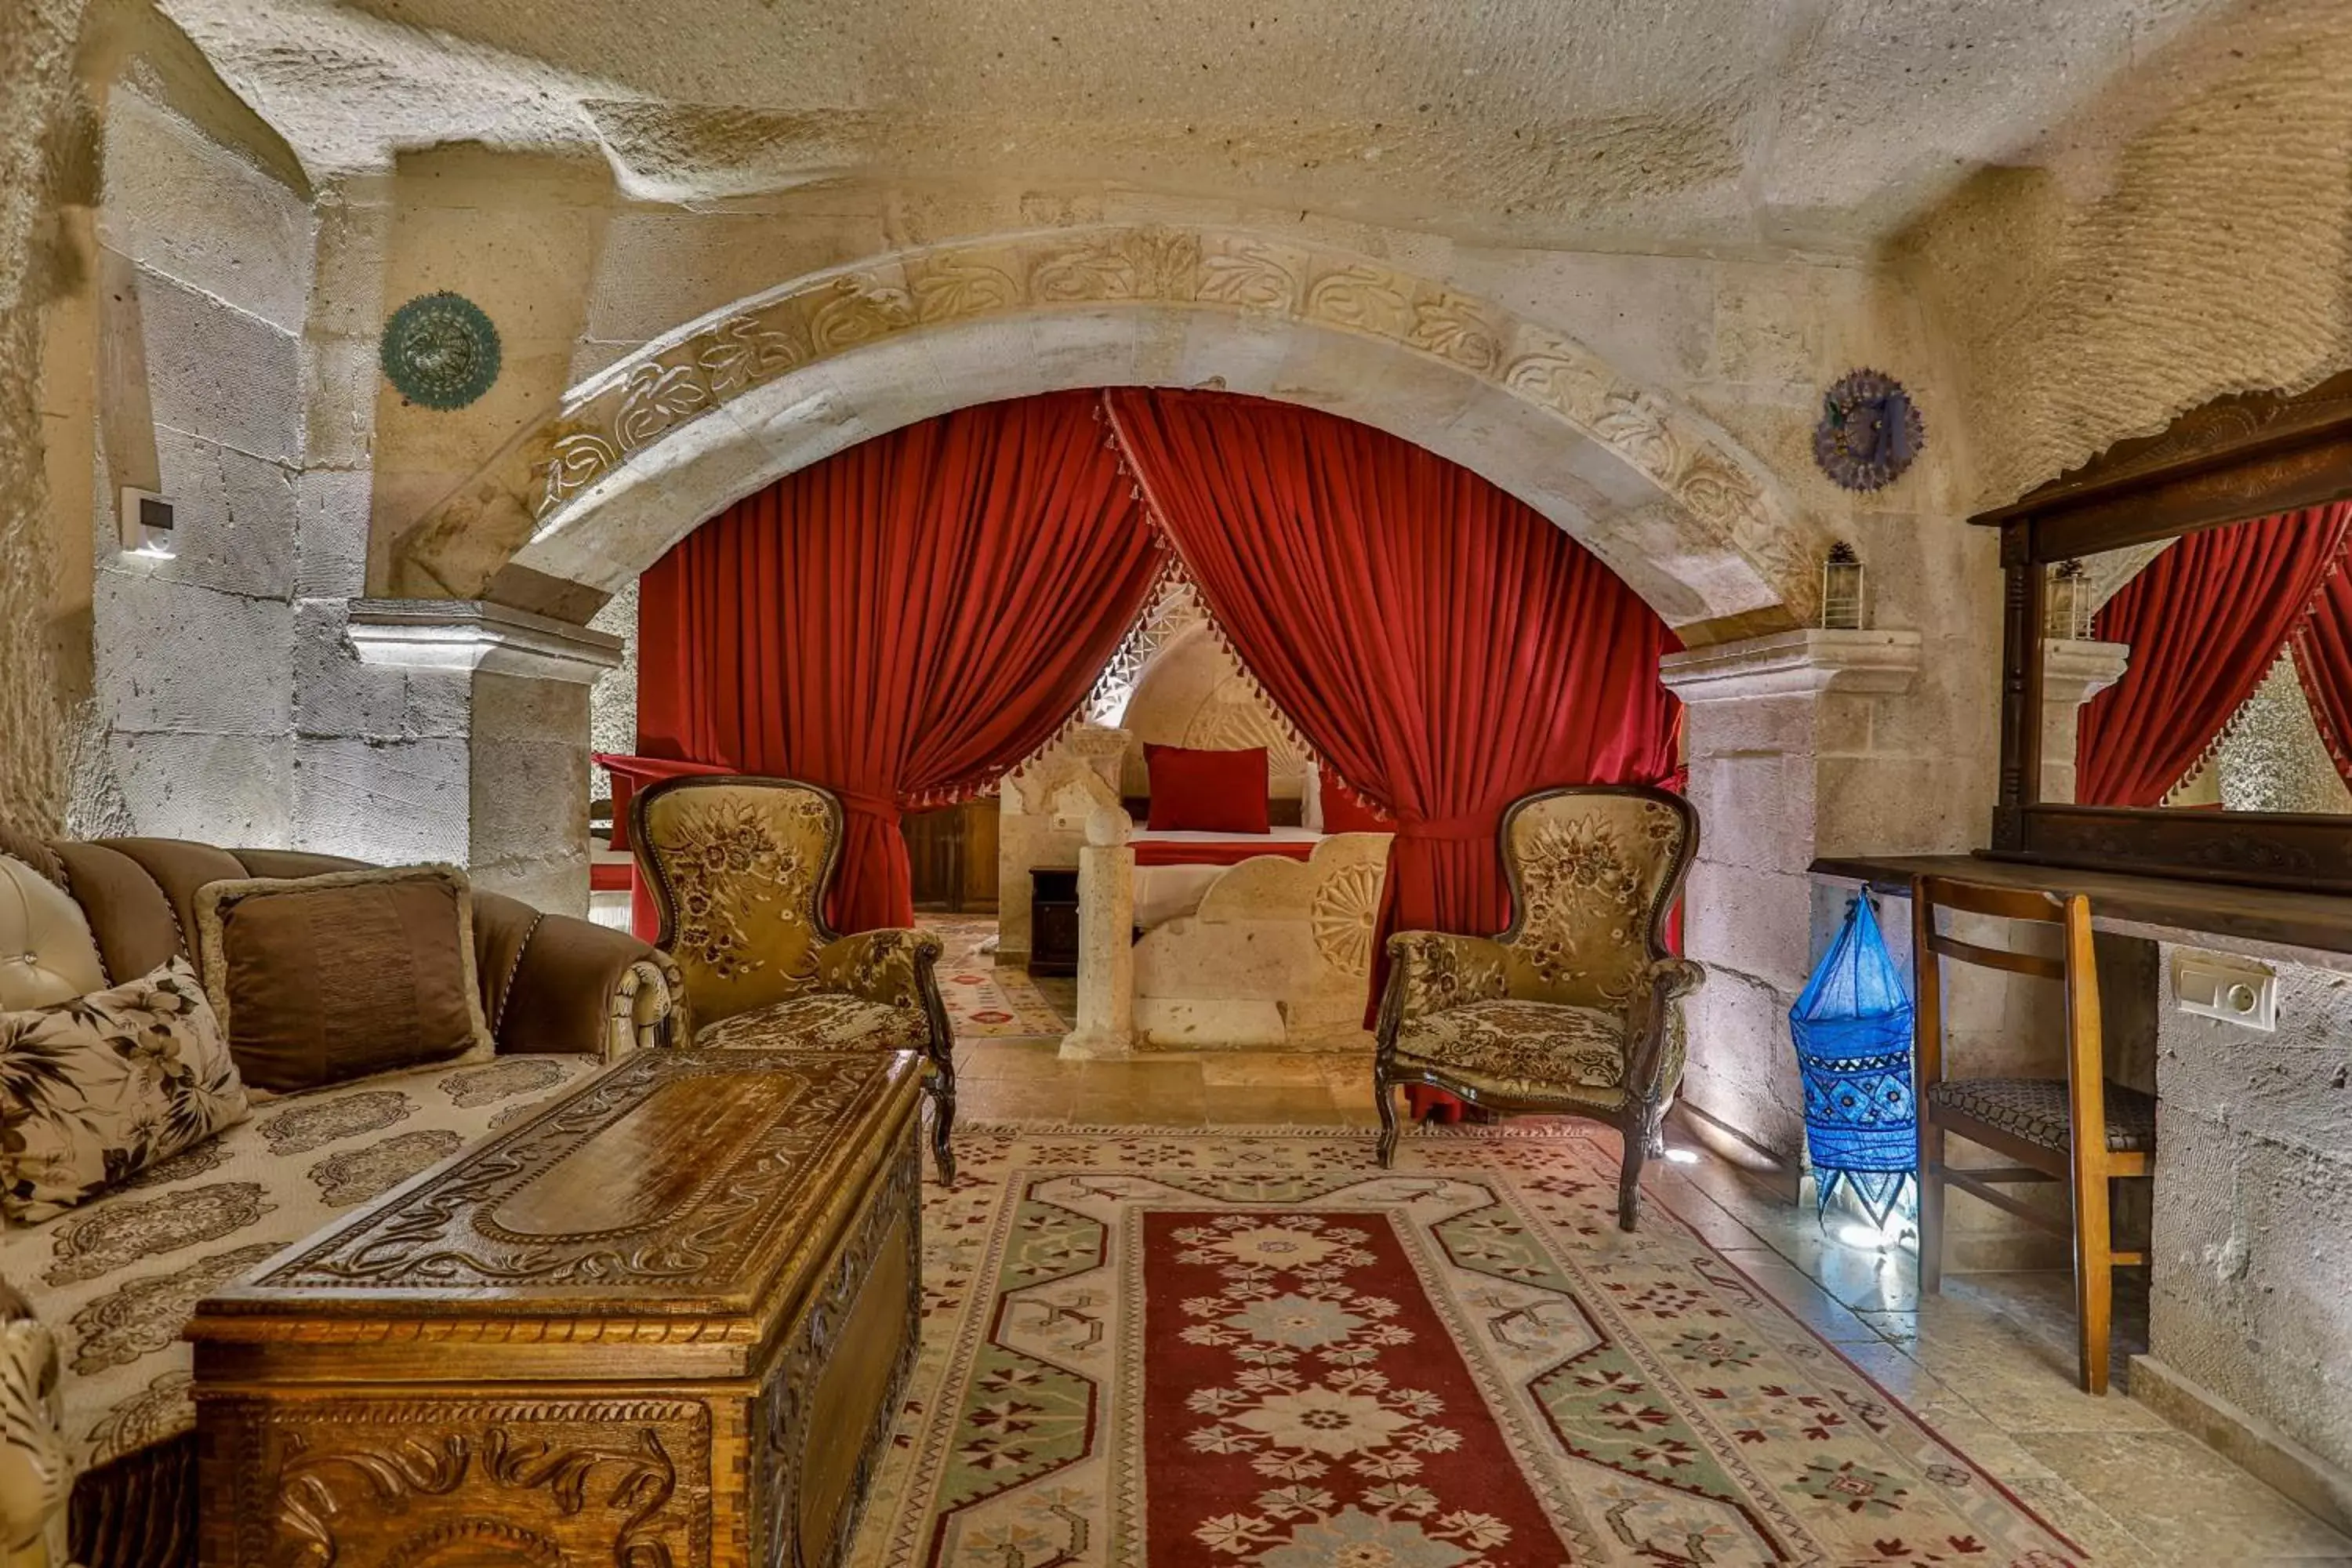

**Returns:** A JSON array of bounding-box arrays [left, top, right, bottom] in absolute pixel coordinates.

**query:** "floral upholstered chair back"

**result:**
[[1497, 789, 1693, 1013], [633, 777, 844, 1029]]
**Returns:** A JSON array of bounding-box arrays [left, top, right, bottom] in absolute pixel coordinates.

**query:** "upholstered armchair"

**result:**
[[631, 775, 957, 1181], [1374, 785, 1702, 1229]]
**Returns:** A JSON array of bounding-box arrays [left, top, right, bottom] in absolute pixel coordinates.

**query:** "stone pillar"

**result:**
[[1658, 629, 1925, 1175], [2038, 638, 2129, 804], [1059, 803, 1138, 1061], [341, 599, 621, 913], [1064, 727, 1131, 793]]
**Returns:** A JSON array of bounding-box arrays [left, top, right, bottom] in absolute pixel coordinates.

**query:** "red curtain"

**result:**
[[1102, 389, 1684, 1072], [626, 391, 1163, 932], [2078, 506, 2352, 806], [2291, 552, 2352, 789]]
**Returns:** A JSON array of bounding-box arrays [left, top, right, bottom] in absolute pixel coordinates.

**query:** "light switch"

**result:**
[[2171, 951, 2278, 1033]]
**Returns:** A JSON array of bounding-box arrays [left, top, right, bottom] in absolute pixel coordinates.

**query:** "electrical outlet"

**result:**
[[2171, 950, 2277, 1032], [118, 487, 177, 558]]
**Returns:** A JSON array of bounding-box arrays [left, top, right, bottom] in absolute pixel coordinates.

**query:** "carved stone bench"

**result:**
[[187, 1047, 924, 1568]]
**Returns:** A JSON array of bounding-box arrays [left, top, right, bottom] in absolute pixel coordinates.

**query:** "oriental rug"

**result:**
[[921, 916, 1069, 1039], [846, 1125, 2088, 1568]]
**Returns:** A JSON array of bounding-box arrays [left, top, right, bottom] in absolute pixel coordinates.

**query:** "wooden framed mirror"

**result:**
[[1973, 370, 2352, 895]]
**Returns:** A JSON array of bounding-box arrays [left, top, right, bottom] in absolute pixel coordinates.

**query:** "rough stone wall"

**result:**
[[78, 82, 314, 842], [1898, 0, 2352, 511], [0, 0, 92, 833], [586, 576, 637, 808], [2152, 942, 2352, 1477]]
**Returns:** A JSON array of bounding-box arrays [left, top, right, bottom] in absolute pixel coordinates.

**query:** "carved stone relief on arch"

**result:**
[[384, 224, 1817, 626]]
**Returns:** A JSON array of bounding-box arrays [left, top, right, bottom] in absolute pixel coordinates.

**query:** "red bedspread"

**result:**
[[1131, 837, 1319, 867]]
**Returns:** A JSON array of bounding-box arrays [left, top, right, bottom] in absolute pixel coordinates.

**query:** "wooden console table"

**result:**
[[189, 1047, 924, 1568], [1810, 852, 2352, 960]]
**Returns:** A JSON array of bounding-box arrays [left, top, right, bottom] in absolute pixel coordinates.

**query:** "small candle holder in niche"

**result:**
[[2045, 558, 2095, 639], [1820, 542, 1867, 630]]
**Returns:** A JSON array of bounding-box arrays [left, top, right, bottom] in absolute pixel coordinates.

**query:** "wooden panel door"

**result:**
[[902, 804, 964, 911]]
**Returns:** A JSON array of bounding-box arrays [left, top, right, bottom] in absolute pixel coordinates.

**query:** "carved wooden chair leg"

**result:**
[[1374, 1070, 1401, 1169], [1616, 1118, 1650, 1232], [925, 1047, 958, 1184]]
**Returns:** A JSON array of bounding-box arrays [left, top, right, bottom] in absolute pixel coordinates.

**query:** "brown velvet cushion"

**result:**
[[48, 843, 182, 985], [194, 865, 494, 1093]]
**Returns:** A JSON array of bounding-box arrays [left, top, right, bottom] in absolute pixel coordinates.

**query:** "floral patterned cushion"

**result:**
[[0, 960, 249, 1222], [816, 928, 942, 1015], [1926, 1076, 2157, 1154], [0, 1052, 601, 1474], [1501, 793, 1686, 1013], [694, 993, 930, 1053], [1390, 999, 1629, 1104], [637, 781, 841, 1028]]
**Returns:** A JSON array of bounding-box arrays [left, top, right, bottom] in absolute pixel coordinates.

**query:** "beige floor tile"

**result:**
[[1893, 1293, 2172, 1436], [1755, 1228, 1920, 1313], [1852, 1307, 1919, 1347], [2016, 1429, 2352, 1565], [2002, 1472, 2183, 1566], [1194, 1053, 1333, 1087], [1646, 1172, 1777, 1251], [953, 1040, 1065, 1080], [1219, 1085, 1351, 1124], [1715, 1250, 1886, 1345]]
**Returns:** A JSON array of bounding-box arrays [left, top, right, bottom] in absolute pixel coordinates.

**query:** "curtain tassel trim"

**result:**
[[1092, 388, 1359, 802]]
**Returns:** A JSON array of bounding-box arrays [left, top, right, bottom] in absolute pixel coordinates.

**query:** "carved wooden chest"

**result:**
[[188, 1047, 925, 1568]]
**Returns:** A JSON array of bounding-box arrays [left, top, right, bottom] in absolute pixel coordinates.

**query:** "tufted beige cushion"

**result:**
[[0, 855, 105, 1013]]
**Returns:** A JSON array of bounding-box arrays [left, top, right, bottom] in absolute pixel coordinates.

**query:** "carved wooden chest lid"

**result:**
[[192, 1048, 921, 1331]]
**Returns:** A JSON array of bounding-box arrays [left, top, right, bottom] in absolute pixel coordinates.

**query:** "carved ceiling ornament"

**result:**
[[393, 225, 1812, 614]]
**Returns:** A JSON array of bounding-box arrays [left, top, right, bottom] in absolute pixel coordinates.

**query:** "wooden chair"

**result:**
[[1374, 785, 1702, 1230], [1912, 875, 2156, 1394]]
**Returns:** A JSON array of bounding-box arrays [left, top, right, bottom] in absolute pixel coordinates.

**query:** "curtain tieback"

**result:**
[[1393, 812, 1494, 843], [833, 789, 902, 822]]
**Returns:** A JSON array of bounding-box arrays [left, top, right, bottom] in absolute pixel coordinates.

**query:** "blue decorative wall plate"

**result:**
[[1813, 368, 1924, 492], [380, 291, 502, 410]]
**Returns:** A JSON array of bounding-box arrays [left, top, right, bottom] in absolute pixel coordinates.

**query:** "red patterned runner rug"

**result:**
[[848, 1127, 2089, 1568], [1145, 1209, 1564, 1563]]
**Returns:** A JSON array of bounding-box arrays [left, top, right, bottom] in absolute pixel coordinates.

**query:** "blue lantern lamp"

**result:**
[[1788, 893, 1918, 1232]]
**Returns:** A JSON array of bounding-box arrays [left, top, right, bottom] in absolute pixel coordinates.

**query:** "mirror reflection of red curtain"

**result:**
[[1102, 388, 1683, 1119], [2077, 505, 2352, 807], [626, 390, 1163, 932], [2292, 555, 2352, 789]]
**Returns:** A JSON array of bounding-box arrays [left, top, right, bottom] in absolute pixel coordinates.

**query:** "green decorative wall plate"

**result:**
[[380, 291, 502, 410]]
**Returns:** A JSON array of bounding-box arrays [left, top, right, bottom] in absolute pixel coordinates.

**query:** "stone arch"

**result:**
[[386, 224, 1822, 632]]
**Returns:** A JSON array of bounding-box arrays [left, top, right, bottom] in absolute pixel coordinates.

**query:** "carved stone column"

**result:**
[[1060, 804, 1138, 1061], [2038, 637, 2130, 804], [1063, 725, 1132, 793], [1658, 629, 1926, 1179], [336, 599, 622, 913]]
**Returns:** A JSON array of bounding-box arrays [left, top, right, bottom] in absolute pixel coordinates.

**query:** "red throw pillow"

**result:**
[[1319, 772, 1393, 833], [1145, 745, 1271, 833]]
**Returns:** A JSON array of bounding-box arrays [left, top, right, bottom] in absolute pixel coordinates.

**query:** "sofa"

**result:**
[[0, 832, 684, 1568]]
